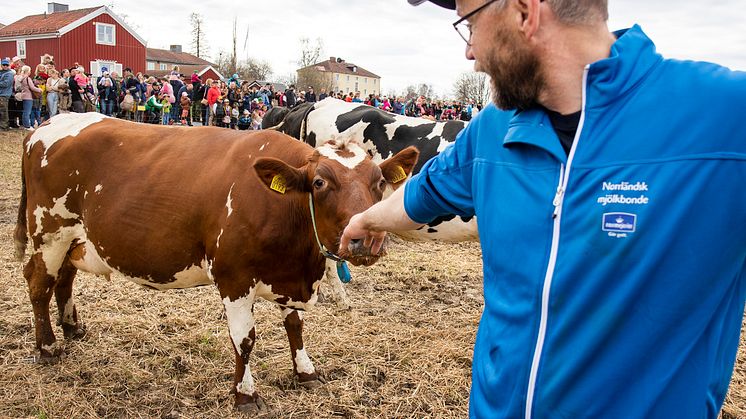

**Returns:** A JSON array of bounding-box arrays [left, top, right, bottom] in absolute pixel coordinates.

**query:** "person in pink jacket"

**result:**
[[18, 65, 41, 130]]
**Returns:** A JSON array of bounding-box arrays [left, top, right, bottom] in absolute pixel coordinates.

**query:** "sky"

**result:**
[[2, 1, 745, 97]]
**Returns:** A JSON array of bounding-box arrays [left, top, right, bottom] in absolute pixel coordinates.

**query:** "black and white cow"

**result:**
[[265, 98, 478, 308], [264, 98, 478, 243]]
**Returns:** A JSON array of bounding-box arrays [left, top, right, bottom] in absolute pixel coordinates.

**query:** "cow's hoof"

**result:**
[[236, 396, 267, 415], [37, 343, 64, 364], [62, 324, 86, 340], [299, 375, 326, 389]]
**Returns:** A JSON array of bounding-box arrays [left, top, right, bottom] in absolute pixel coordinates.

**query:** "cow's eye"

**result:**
[[378, 178, 387, 189], [313, 178, 326, 189]]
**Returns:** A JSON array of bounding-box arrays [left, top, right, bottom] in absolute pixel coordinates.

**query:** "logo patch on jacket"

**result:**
[[602, 212, 636, 236]]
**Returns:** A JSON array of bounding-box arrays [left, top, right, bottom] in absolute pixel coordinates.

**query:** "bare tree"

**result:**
[[297, 37, 325, 68], [190, 13, 209, 59], [453, 71, 491, 105], [238, 58, 273, 81], [230, 17, 238, 77], [404, 85, 418, 101], [295, 37, 328, 92], [214, 50, 231, 78], [417, 83, 435, 99], [276, 73, 297, 88]]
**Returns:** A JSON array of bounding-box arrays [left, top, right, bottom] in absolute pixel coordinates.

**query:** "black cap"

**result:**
[[408, 0, 456, 9]]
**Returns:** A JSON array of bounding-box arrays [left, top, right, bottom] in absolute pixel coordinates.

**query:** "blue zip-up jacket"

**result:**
[[404, 25, 746, 418], [0, 69, 13, 97]]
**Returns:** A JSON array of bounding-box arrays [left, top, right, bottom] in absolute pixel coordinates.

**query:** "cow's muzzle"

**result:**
[[340, 236, 390, 267]]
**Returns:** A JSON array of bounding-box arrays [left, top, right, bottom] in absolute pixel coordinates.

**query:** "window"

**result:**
[[159, 63, 167, 70], [374, 79, 377, 85], [16, 40, 26, 58], [346, 75, 350, 81], [147, 62, 155, 70], [336, 74, 339, 80], [95, 22, 116, 46], [364, 78, 367, 84]]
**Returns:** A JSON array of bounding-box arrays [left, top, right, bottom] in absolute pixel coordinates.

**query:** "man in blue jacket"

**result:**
[[0, 57, 14, 130], [340, 0, 746, 417]]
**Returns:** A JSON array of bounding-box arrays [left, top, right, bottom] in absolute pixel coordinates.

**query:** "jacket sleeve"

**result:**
[[403, 126, 476, 224]]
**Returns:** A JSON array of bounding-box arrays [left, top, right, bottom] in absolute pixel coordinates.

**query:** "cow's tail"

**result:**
[[14, 158, 28, 261]]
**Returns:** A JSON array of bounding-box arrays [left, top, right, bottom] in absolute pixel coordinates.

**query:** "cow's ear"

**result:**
[[379, 146, 420, 190], [253, 158, 308, 194]]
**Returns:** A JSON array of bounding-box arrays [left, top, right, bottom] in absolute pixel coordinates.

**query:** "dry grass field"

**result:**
[[0, 128, 744, 418]]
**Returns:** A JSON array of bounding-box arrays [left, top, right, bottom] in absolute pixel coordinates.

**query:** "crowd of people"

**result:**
[[0, 54, 479, 132]]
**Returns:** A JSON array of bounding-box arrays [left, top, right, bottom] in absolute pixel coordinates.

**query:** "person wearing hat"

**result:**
[[237, 109, 251, 130], [341, 0, 746, 418], [0, 57, 14, 130]]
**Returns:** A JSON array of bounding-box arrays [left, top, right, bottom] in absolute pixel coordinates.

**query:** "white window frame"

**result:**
[[16, 40, 26, 58], [95, 22, 116, 46], [147, 61, 155, 70], [159, 63, 167, 70]]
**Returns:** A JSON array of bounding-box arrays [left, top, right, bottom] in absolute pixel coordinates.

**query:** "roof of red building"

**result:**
[[0, 7, 101, 37], [146, 48, 214, 66]]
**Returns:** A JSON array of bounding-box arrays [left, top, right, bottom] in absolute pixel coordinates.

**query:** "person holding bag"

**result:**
[[19, 65, 41, 130]]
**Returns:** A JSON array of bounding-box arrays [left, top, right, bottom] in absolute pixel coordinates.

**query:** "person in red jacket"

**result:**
[[206, 79, 221, 126]]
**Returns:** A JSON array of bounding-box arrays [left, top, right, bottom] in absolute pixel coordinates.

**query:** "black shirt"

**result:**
[[544, 107, 581, 156]]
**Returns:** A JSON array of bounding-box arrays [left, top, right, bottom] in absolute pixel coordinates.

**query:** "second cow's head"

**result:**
[[254, 139, 419, 266]]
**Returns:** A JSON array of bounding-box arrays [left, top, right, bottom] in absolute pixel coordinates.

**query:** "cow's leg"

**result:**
[[321, 259, 351, 309], [281, 307, 323, 388], [221, 291, 266, 413], [24, 253, 63, 363], [54, 257, 85, 340]]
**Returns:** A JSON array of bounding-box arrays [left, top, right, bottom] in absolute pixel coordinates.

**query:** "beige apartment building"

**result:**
[[297, 56, 381, 96]]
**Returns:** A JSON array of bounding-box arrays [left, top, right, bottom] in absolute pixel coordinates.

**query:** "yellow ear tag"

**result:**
[[391, 166, 408, 184], [270, 175, 286, 194]]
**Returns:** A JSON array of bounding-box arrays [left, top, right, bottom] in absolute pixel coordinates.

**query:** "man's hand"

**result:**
[[339, 213, 387, 256]]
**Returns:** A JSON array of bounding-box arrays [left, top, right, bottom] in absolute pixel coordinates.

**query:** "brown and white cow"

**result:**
[[13, 113, 418, 413]]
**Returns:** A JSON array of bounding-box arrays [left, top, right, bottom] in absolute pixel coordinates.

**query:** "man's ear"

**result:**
[[254, 158, 308, 194], [379, 146, 420, 190]]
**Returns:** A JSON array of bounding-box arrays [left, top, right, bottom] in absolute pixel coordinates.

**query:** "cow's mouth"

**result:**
[[337, 236, 390, 267]]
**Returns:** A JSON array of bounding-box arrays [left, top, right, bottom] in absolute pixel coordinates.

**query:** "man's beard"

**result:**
[[483, 27, 544, 111]]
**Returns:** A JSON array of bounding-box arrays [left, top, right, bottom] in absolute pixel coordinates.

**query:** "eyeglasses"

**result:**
[[452, 0, 502, 45]]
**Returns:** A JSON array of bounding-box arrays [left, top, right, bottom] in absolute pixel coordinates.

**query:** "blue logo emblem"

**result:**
[[602, 212, 636, 233]]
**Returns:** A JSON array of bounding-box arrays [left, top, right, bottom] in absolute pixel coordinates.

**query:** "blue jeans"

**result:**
[[162, 112, 171, 125], [22, 99, 33, 128], [100, 100, 114, 116], [32, 104, 41, 126], [47, 92, 59, 118]]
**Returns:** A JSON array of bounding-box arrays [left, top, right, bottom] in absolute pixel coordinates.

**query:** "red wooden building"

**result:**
[[0, 3, 146, 75]]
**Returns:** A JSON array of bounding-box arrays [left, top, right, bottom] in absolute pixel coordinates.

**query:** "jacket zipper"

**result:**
[[524, 65, 590, 419]]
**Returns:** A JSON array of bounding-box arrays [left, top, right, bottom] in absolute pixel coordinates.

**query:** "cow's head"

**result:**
[[254, 140, 418, 266]]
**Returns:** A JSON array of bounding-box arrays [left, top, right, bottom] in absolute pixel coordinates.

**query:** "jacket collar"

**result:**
[[501, 25, 662, 162], [585, 25, 662, 110]]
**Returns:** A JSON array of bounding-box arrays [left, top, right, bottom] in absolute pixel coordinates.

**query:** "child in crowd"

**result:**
[[161, 95, 172, 125], [251, 109, 262, 130], [180, 92, 191, 125], [230, 106, 239, 129], [237, 109, 251, 130], [221, 99, 231, 128]]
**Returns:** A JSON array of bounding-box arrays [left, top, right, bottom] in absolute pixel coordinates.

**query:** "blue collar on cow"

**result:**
[[308, 193, 352, 283]]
